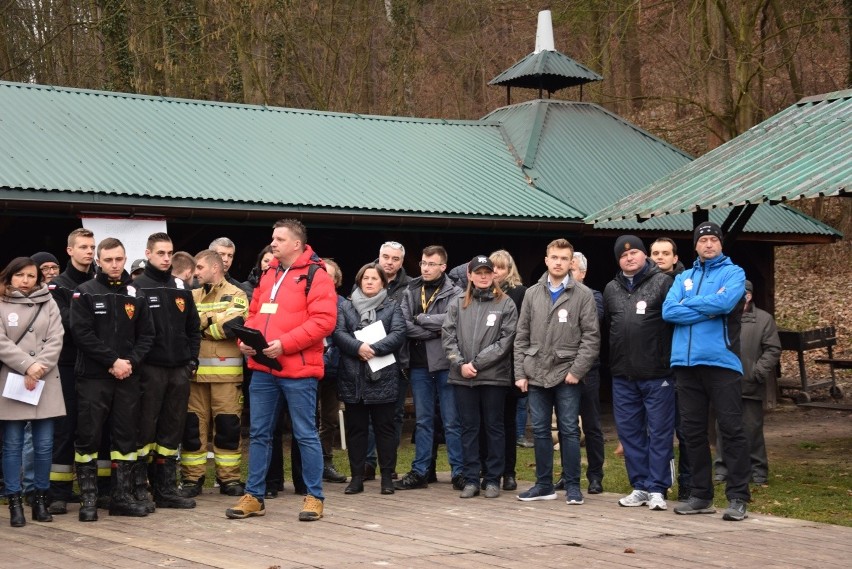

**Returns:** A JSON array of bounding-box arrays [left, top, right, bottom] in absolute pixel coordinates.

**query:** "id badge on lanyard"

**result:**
[[261, 267, 290, 314]]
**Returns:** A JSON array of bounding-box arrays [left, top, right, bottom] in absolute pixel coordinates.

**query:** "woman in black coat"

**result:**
[[333, 263, 406, 495]]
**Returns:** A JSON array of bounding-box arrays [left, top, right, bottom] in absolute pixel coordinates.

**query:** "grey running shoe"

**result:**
[[722, 498, 748, 521], [674, 496, 716, 515]]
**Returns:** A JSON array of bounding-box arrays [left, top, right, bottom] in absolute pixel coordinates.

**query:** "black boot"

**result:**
[[154, 457, 196, 509], [77, 462, 99, 522], [109, 461, 148, 517], [344, 476, 364, 494], [8, 493, 26, 527], [131, 458, 156, 513], [380, 470, 395, 495], [32, 489, 53, 522]]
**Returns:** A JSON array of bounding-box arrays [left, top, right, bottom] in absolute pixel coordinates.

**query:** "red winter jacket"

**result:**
[[244, 245, 337, 379]]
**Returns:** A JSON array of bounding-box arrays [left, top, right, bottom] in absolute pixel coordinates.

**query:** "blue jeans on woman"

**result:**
[[245, 372, 324, 501], [2, 419, 54, 495], [528, 382, 582, 491]]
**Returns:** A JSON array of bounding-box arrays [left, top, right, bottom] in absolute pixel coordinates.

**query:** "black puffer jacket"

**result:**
[[333, 297, 406, 405], [70, 269, 155, 379], [603, 260, 673, 380], [48, 260, 95, 366], [133, 264, 201, 367]]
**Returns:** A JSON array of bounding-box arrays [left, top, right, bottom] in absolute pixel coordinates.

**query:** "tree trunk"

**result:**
[[622, 1, 644, 111], [704, 0, 735, 147]]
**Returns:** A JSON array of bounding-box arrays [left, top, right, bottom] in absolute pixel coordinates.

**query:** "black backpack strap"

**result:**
[[303, 264, 321, 297]]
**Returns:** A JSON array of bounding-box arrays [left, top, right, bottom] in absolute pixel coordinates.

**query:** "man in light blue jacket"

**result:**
[[663, 221, 750, 521]]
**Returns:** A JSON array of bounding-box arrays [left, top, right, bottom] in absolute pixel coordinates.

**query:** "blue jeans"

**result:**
[[409, 368, 462, 477], [612, 376, 676, 494], [3, 419, 54, 495], [515, 395, 528, 439], [245, 372, 324, 500], [528, 382, 582, 491], [22, 422, 35, 494]]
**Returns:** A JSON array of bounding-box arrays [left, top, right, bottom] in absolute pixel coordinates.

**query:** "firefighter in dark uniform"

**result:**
[[133, 233, 200, 510], [45, 228, 96, 514], [70, 237, 155, 521]]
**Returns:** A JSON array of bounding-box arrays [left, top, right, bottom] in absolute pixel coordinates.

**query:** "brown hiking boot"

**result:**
[[225, 494, 265, 519], [298, 495, 323, 521]]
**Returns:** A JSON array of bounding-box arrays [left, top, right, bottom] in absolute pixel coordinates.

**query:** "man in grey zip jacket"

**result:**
[[514, 239, 600, 505], [394, 245, 464, 490]]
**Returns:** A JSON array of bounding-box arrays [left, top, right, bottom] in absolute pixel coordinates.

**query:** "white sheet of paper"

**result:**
[[2, 372, 45, 405], [353, 321, 396, 372]]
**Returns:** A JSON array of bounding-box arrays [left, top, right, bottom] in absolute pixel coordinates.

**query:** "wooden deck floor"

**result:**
[[3, 474, 850, 569]]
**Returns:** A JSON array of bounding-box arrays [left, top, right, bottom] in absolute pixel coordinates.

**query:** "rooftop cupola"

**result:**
[[489, 10, 602, 104]]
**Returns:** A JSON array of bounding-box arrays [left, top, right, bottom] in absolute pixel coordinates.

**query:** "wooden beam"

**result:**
[[724, 203, 759, 246]]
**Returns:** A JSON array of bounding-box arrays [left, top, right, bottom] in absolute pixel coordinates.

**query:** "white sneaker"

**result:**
[[648, 492, 667, 511], [618, 489, 649, 507]]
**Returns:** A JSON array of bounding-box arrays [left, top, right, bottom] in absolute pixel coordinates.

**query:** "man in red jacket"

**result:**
[[225, 219, 337, 522]]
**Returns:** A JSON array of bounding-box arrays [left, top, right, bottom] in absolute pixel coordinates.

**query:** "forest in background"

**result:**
[[2, 1, 850, 156]]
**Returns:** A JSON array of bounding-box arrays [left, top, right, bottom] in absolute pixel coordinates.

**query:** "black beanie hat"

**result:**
[[613, 235, 647, 261], [694, 221, 723, 246], [31, 251, 59, 267]]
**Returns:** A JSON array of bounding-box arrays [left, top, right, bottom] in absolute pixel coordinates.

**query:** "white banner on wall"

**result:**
[[81, 217, 168, 273]]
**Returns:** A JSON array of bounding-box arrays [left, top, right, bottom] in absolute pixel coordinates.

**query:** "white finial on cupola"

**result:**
[[534, 10, 555, 54]]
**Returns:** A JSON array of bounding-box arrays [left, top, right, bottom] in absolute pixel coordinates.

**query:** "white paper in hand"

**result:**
[[353, 321, 396, 372], [2, 372, 45, 405]]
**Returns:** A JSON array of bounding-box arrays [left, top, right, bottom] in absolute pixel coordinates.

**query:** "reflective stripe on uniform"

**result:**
[[214, 453, 241, 468], [181, 451, 208, 467], [137, 443, 155, 458], [197, 365, 243, 376], [50, 464, 75, 482], [198, 357, 243, 367], [155, 444, 179, 457], [97, 459, 113, 477], [110, 450, 138, 461], [196, 302, 230, 311], [75, 452, 98, 464], [197, 356, 244, 377]]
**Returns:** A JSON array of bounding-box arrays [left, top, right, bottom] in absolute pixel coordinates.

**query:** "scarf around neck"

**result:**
[[351, 287, 387, 326]]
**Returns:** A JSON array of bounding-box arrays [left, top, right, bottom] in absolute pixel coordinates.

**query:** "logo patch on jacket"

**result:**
[[125, 303, 135, 319], [175, 298, 185, 312]]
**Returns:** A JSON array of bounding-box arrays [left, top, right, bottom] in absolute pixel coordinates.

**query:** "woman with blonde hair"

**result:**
[[0, 257, 65, 527], [488, 249, 529, 490]]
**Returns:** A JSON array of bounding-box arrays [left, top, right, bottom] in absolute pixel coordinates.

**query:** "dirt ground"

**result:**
[[761, 401, 851, 460]]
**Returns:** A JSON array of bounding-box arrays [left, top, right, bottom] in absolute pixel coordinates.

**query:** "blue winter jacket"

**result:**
[[662, 253, 746, 373]]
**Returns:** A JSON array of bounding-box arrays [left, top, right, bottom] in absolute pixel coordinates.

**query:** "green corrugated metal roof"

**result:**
[[484, 99, 838, 237], [484, 100, 694, 216], [489, 50, 602, 92], [0, 81, 839, 239], [589, 90, 852, 223], [594, 204, 839, 237], [0, 81, 583, 221]]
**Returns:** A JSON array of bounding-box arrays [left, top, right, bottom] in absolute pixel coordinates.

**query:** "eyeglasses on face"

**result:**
[[40, 265, 60, 274], [418, 261, 444, 268]]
